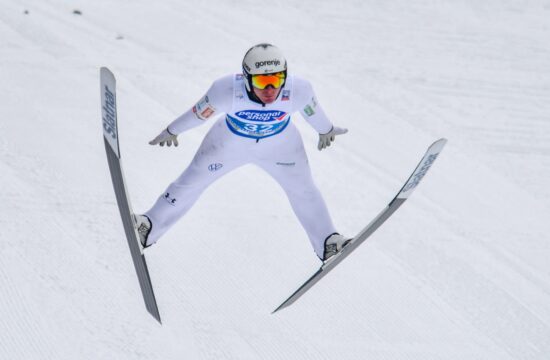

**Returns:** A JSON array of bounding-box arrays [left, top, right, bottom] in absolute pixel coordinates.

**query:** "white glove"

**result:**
[[149, 128, 178, 147], [318, 126, 348, 151]]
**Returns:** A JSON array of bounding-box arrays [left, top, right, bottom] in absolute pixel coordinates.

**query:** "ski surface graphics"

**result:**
[[273, 138, 447, 313], [101, 67, 161, 323]]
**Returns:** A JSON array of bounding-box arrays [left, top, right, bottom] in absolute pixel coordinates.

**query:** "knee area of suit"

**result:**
[[288, 187, 319, 200]]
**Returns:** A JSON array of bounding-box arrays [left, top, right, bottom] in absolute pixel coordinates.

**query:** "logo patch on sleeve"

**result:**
[[303, 105, 315, 116], [303, 96, 318, 117], [193, 95, 216, 120]]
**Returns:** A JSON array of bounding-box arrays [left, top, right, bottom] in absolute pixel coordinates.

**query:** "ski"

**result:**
[[273, 138, 447, 313], [101, 67, 161, 323]]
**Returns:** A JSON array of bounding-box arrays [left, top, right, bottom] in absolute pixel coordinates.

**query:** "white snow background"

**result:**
[[1, 0, 550, 359]]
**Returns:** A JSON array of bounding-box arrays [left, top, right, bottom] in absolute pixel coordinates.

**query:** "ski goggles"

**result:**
[[250, 72, 286, 89]]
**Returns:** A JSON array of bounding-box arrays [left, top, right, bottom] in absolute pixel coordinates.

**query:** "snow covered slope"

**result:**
[[1, 0, 549, 359]]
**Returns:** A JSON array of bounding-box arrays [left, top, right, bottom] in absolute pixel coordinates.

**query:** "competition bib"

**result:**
[[226, 74, 293, 140], [226, 110, 290, 139]]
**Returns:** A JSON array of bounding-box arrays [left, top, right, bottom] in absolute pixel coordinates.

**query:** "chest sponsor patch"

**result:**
[[234, 110, 288, 122], [226, 109, 290, 139]]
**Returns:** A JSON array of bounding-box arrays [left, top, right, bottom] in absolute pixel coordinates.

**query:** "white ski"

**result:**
[[273, 138, 447, 313], [101, 67, 161, 323]]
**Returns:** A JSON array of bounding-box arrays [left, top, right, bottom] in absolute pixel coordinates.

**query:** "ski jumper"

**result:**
[[145, 74, 337, 258]]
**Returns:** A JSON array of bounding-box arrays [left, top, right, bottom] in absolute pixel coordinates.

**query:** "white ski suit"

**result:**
[[145, 74, 338, 258]]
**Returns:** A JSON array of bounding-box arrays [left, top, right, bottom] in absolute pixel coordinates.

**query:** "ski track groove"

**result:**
[[6, 0, 138, 61], [0, 166, 74, 360], [370, 250, 514, 360], [363, 74, 550, 214], [377, 250, 515, 360], [159, 242, 317, 358], [0, 1, 87, 59], [383, 228, 550, 360]]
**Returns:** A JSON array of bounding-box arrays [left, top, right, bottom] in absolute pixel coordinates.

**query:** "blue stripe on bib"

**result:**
[[226, 110, 290, 139]]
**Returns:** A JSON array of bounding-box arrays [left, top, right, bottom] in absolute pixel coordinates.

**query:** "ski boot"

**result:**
[[322, 233, 352, 262], [133, 214, 152, 248]]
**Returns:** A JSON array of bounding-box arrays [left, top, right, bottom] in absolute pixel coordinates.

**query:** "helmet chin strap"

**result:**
[[245, 85, 285, 106], [246, 86, 266, 105]]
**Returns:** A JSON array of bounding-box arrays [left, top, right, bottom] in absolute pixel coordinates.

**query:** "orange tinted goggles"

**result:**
[[251, 72, 286, 89]]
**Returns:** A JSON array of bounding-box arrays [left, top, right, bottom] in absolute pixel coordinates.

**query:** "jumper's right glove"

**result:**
[[318, 126, 348, 151], [149, 128, 179, 147]]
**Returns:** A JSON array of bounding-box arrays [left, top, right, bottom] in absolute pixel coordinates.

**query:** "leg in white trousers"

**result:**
[[144, 120, 336, 259], [253, 156, 336, 258]]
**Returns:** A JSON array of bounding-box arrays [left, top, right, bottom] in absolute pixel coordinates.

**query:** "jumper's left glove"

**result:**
[[149, 128, 179, 147], [318, 126, 348, 151]]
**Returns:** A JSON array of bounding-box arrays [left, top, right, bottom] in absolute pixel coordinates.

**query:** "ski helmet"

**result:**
[[242, 43, 287, 91]]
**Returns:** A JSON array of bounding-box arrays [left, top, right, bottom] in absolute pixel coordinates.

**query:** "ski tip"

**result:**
[[431, 138, 448, 149], [100, 66, 113, 75], [425, 138, 447, 157], [100, 67, 116, 84]]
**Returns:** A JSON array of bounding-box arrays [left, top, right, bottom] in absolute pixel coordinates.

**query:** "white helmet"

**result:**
[[242, 43, 287, 91]]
